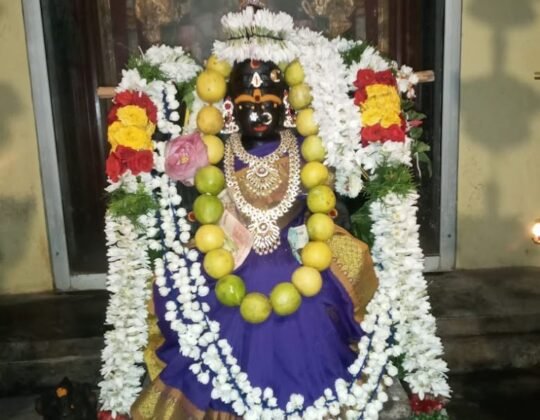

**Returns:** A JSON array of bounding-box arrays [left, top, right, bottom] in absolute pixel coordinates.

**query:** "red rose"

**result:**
[[107, 105, 120, 125], [115, 145, 138, 161], [106, 151, 124, 182], [114, 91, 135, 106], [376, 69, 396, 86], [386, 124, 406, 142], [112, 91, 158, 124], [410, 394, 444, 414], [361, 124, 384, 146], [354, 88, 367, 105], [127, 150, 154, 175], [97, 411, 130, 420], [354, 69, 376, 89]]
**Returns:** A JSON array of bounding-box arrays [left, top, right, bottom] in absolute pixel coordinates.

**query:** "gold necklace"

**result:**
[[224, 130, 301, 255], [229, 133, 289, 197]]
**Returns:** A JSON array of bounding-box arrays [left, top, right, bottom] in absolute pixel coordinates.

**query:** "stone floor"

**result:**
[[2, 369, 538, 419]]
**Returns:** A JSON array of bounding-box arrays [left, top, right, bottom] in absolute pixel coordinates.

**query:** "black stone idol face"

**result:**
[[229, 59, 286, 140]]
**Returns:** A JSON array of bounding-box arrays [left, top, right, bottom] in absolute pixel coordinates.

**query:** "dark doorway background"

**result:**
[[40, 0, 445, 277]]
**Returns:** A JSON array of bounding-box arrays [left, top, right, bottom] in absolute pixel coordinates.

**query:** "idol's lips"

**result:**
[[253, 124, 268, 132]]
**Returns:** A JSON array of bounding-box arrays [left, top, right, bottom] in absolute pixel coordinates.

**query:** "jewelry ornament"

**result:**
[[222, 96, 240, 134], [225, 130, 301, 253]]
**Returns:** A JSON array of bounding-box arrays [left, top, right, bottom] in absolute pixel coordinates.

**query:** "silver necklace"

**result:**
[[229, 133, 290, 197], [224, 130, 301, 255]]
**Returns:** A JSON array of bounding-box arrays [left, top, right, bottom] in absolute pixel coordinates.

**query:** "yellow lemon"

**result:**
[[195, 224, 225, 253], [202, 134, 224, 164], [301, 162, 329, 189], [285, 60, 305, 86], [307, 185, 336, 214], [291, 266, 323, 297], [296, 108, 319, 137], [197, 105, 224, 135], [195, 165, 225, 195], [193, 194, 224, 224], [270, 282, 302, 316], [206, 55, 232, 78], [215, 275, 246, 307], [203, 248, 234, 279], [306, 213, 335, 241], [301, 241, 333, 271], [288, 83, 312, 110], [301, 135, 326, 162], [240, 293, 272, 324], [196, 69, 227, 103]]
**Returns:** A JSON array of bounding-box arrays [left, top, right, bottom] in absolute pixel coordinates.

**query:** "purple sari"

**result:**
[[152, 139, 365, 413]]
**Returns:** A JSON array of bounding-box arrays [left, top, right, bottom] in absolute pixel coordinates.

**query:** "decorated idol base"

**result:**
[[98, 4, 450, 420]]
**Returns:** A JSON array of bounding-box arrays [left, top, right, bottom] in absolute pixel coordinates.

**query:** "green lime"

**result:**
[[193, 194, 224, 224], [195, 165, 225, 195], [307, 185, 336, 213], [240, 293, 272, 324], [203, 248, 234, 279], [270, 282, 302, 316], [301, 135, 326, 162], [285, 60, 305, 86], [215, 275, 246, 307], [288, 83, 312, 110]]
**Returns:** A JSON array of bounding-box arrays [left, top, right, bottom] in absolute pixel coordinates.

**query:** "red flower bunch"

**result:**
[[361, 123, 406, 146], [354, 69, 396, 105], [106, 145, 154, 182], [97, 411, 130, 420], [410, 394, 445, 415], [108, 91, 158, 125]]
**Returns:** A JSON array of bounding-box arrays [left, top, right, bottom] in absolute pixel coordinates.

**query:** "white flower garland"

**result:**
[[370, 192, 450, 400], [214, 6, 296, 65], [99, 46, 200, 415], [144, 45, 201, 84], [98, 208, 155, 415], [288, 29, 366, 198]]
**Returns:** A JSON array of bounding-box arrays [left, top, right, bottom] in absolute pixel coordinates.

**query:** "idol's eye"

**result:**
[[270, 69, 281, 82]]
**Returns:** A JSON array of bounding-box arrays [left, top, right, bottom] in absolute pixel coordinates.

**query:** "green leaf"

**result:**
[[364, 164, 416, 201], [341, 43, 369, 66], [409, 127, 424, 140], [406, 110, 427, 121], [412, 140, 430, 154], [177, 77, 197, 109], [350, 204, 375, 247], [401, 99, 416, 111], [127, 55, 165, 82], [108, 186, 159, 227]]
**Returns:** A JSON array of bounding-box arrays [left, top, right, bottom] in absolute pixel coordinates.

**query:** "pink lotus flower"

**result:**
[[165, 132, 209, 185]]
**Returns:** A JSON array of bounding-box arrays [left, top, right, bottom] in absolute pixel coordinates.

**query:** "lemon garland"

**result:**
[[192, 55, 339, 323]]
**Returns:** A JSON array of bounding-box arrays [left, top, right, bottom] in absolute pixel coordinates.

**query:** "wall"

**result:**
[[457, 0, 540, 268], [0, 0, 53, 293]]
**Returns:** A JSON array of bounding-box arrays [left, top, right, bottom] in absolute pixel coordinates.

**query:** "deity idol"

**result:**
[[131, 54, 380, 418]]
